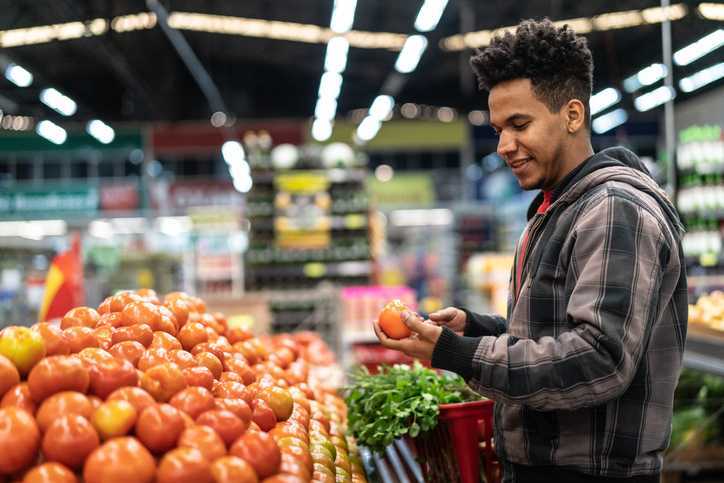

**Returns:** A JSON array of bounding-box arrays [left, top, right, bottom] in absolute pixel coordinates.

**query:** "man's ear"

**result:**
[[565, 99, 586, 133]]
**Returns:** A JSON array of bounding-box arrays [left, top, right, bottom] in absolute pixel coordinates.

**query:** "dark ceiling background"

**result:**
[[0, 0, 720, 125]]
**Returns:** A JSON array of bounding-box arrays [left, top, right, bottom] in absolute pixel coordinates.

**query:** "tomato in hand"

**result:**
[[0, 407, 41, 474], [83, 437, 155, 483], [42, 414, 100, 469], [196, 409, 248, 447], [22, 462, 78, 483], [36, 391, 93, 433], [210, 456, 259, 483], [178, 425, 227, 462], [135, 403, 185, 454], [230, 431, 281, 479], [377, 299, 413, 339], [156, 447, 213, 483], [28, 355, 90, 403]]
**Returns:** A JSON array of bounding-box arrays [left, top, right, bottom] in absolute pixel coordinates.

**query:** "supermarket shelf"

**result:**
[[251, 169, 367, 184], [343, 330, 379, 345], [684, 331, 724, 377]]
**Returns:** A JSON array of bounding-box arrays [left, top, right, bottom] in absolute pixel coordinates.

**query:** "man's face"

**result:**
[[489, 79, 568, 191]]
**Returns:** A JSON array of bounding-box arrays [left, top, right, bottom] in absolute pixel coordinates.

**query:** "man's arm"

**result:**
[[461, 309, 507, 337], [432, 193, 673, 411]]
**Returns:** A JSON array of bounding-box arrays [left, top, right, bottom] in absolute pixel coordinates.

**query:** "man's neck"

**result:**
[[553, 139, 594, 189]]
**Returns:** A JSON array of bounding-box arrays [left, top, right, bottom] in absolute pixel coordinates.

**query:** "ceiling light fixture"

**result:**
[[673, 29, 724, 66], [679, 62, 724, 93], [414, 0, 450, 32]]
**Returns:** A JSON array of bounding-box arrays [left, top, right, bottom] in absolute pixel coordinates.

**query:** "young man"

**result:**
[[374, 19, 687, 482]]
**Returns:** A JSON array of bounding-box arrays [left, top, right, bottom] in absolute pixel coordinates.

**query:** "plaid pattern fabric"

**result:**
[[467, 166, 688, 477]]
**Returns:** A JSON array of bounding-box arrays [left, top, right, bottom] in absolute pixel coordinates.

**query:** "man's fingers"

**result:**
[[373, 320, 406, 350], [402, 311, 435, 338], [429, 307, 456, 322]]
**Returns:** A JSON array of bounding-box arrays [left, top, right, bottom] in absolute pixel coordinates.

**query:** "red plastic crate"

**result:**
[[415, 399, 500, 483]]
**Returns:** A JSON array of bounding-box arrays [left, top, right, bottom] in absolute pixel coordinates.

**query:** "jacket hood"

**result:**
[[546, 147, 685, 235]]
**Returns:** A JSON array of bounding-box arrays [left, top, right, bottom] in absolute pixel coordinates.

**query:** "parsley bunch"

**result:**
[[344, 362, 481, 454]]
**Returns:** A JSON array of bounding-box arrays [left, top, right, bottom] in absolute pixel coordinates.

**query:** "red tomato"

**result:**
[[210, 456, 259, 483], [22, 462, 78, 483], [82, 437, 155, 483], [137, 347, 169, 371], [252, 398, 277, 432], [167, 349, 196, 369], [108, 340, 146, 367], [106, 386, 155, 413], [62, 326, 99, 354], [60, 307, 100, 330], [258, 387, 294, 422], [42, 414, 100, 469], [0, 354, 20, 400], [96, 312, 127, 328], [1, 382, 36, 414], [0, 407, 41, 474], [195, 352, 223, 379], [28, 355, 90, 402], [31, 323, 70, 356], [135, 403, 185, 454], [215, 398, 252, 424], [183, 366, 215, 391], [213, 381, 246, 400], [157, 447, 212, 483], [165, 298, 191, 328], [377, 300, 412, 339], [122, 302, 161, 329], [178, 322, 209, 351], [170, 386, 216, 419], [196, 409, 248, 447], [139, 362, 187, 402], [36, 391, 93, 433], [88, 357, 138, 400], [178, 425, 227, 462], [111, 324, 153, 347], [230, 431, 281, 479]]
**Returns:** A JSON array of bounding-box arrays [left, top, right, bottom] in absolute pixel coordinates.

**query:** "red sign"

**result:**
[[100, 182, 140, 212], [151, 180, 243, 211]]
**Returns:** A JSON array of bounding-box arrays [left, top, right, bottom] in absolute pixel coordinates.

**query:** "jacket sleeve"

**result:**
[[432, 193, 673, 411], [461, 309, 507, 337]]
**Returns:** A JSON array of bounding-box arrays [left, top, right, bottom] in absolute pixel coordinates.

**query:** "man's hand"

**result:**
[[428, 307, 467, 336], [373, 311, 443, 361]]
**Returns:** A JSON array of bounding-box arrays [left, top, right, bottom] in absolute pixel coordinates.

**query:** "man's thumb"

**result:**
[[402, 311, 429, 334]]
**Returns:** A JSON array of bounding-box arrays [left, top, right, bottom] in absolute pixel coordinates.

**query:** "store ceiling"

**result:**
[[0, 0, 720, 125]]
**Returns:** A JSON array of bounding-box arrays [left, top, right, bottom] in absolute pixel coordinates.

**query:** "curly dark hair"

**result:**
[[470, 18, 593, 125]]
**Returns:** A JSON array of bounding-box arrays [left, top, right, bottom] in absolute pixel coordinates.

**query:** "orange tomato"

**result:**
[[36, 391, 93, 433], [60, 307, 100, 330], [252, 398, 277, 432], [1, 382, 36, 414], [215, 398, 252, 424], [178, 425, 227, 462], [230, 431, 281, 479], [258, 387, 294, 422], [22, 462, 78, 483], [210, 456, 259, 483], [31, 323, 70, 357], [0, 407, 41, 474], [87, 357, 138, 400], [135, 403, 185, 454], [82, 437, 155, 483], [111, 324, 153, 347], [96, 312, 128, 328], [195, 352, 223, 379], [178, 322, 209, 351], [183, 366, 215, 391], [62, 326, 99, 354], [139, 362, 187, 402], [213, 381, 246, 400], [167, 349, 196, 369], [122, 301, 161, 329], [377, 299, 412, 339], [91, 399, 137, 440], [42, 414, 100, 469], [106, 386, 155, 413], [150, 331, 182, 351], [165, 298, 191, 328], [137, 347, 169, 371], [108, 340, 146, 367], [170, 386, 216, 419], [0, 354, 20, 400], [226, 327, 253, 345], [157, 447, 213, 483], [196, 409, 248, 447], [135, 288, 160, 304], [28, 355, 90, 403]]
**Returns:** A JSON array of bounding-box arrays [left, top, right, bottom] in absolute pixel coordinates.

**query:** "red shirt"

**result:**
[[515, 191, 553, 298]]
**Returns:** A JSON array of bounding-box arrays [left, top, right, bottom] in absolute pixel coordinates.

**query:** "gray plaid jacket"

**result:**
[[433, 148, 688, 477]]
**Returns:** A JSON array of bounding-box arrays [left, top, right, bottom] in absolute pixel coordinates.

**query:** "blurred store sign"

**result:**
[[0, 128, 141, 152], [100, 181, 140, 212], [274, 172, 332, 249], [0, 184, 98, 216], [367, 173, 435, 207], [150, 180, 244, 211]]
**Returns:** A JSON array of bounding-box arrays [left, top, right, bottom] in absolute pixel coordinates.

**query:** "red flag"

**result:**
[[38, 233, 84, 322]]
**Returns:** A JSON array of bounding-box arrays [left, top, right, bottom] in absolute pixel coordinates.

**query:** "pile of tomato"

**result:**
[[0, 289, 367, 483]]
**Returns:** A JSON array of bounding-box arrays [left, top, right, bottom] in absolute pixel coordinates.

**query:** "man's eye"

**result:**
[[513, 123, 528, 130]]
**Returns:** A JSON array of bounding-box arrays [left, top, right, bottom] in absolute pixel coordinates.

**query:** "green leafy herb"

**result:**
[[344, 362, 482, 453]]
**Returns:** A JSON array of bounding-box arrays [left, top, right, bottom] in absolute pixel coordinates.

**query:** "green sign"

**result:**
[[679, 125, 722, 144], [367, 172, 436, 207], [0, 129, 142, 153], [0, 183, 99, 216]]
